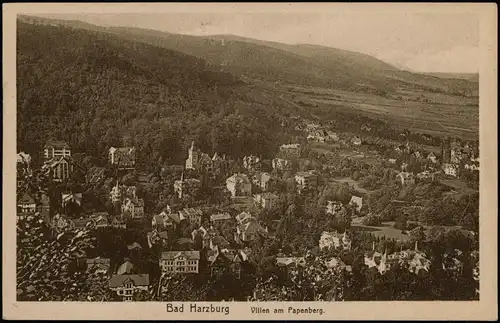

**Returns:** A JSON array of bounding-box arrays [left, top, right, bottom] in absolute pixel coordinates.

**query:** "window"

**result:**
[[166, 266, 173, 272], [125, 289, 132, 295], [125, 283, 133, 288], [176, 261, 184, 266], [178, 267, 185, 272], [124, 296, 132, 302]]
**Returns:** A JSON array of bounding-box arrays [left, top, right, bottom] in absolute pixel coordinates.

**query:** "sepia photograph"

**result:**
[[3, 2, 497, 321]]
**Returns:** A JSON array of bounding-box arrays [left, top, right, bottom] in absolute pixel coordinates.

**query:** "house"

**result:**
[[236, 212, 253, 225], [396, 172, 416, 186], [279, 144, 301, 158], [276, 256, 306, 278], [319, 231, 352, 251], [174, 173, 201, 199], [254, 192, 279, 209], [211, 153, 229, 176], [86, 257, 111, 275], [17, 151, 32, 166], [86, 166, 107, 185], [17, 152, 32, 178], [450, 148, 464, 164], [109, 272, 149, 301], [235, 218, 268, 243], [351, 136, 362, 146], [17, 192, 36, 214], [179, 207, 203, 226], [146, 230, 169, 248], [185, 141, 213, 172], [61, 192, 83, 208], [43, 140, 71, 161], [252, 172, 272, 191], [207, 246, 247, 279], [243, 155, 261, 172], [294, 171, 318, 192], [349, 196, 363, 213], [42, 156, 73, 182], [90, 212, 109, 228], [412, 151, 422, 159], [427, 152, 438, 163], [121, 198, 145, 219], [365, 242, 431, 275], [192, 226, 230, 250], [108, 147, 136, 170], [443, 163, 459, 177], [307, 130, 328, 143], [326, 131, 339, 142], [326, 201, 344, 215], [272, 158, 292, 171], [50, 213, 72, 232], [226, 173, 252, 198], [276, 256, 306, 267], [464, 162, 479, 172], [160, 251, 200, 274], [109, 182, 137, 203], [153, 208, 182, 229], [210, 213, 232, 223]]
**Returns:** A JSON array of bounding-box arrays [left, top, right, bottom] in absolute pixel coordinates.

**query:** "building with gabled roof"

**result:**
[[254, 192, 279, 209], [160, 251, 200, 274], [42, 156, 73, 182], [179, 207, 203, 226], [349, 195, 363, 213], [210, 212, 232, 223], [109, 272, 149, 302], [43, 140, 71, 162], [226, 173, 252, 198], [206, 246, 248, 279], [17, 192, 36, 214], [109, 147, 136, 170]]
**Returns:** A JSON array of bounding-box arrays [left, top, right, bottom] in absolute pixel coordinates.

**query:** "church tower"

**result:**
[[186, 141, 199, 170]]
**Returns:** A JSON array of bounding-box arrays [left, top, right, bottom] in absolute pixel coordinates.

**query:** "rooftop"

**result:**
[[161, 250, 200, 260], [109, 274, 149, 288]]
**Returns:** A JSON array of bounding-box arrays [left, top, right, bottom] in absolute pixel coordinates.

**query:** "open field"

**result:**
[[281, 83, 479, 140]]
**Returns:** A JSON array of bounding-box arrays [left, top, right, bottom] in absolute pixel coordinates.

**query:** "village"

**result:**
[[16, 117, 480, 301]]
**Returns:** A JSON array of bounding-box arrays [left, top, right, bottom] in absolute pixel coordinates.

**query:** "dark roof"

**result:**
[[18, 192, 35, 204], [109, 274, 149, 288], [117, 261, 135, 275], [44, 140, 70, 149]]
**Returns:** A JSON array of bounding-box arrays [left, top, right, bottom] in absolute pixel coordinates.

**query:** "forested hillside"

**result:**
[[17, 21, 288, 168], [17, 15, 478, 97]]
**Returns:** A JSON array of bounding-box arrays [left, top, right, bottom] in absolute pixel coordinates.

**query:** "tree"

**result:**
[[17, 213, 110, 301]]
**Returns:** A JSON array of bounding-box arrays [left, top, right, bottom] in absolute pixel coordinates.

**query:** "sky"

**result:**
[[40, 11, 480, 73]]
